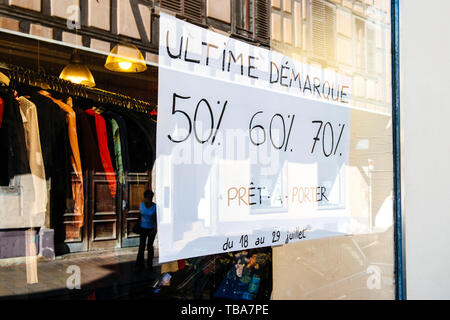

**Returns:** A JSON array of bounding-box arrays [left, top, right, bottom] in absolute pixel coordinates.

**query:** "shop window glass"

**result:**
[[159, 0, 204, 22], [311, 0, 336, 62], [235, 0, 254, 36], [270, 0, 394, 299], [0, 0, 394, 301], [233, 0, 270, 46]]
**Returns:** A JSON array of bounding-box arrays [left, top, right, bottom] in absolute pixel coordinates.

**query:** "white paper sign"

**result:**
[[156, 13, 352, 263]]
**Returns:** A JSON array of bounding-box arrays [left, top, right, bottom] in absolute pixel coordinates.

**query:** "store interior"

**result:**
[[0, 31, 274, 300]]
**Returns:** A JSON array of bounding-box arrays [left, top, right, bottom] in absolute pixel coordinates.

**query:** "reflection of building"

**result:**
[[0, 0, 397, 300], [265, 0, 393, 233], [0, 1, 390, 110], [270, 0, 392, 113], [0, 0, 273, 258], [266, 2, 394, 291]]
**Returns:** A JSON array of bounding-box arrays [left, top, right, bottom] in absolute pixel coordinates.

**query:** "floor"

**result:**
[[0, 248, 161, 300]]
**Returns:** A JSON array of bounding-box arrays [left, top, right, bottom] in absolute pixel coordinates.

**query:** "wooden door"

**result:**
[[88, 172, 121, 250], [121, 172, 150, 247], [62, 171, 151, 252]]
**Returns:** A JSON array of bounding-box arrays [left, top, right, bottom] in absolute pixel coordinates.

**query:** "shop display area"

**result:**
[[0, 31, 274, 301], [0, 0, 398, 300], [0, 32, 158, 256]]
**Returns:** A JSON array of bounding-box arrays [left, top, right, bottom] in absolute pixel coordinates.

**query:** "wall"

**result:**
[[401, 0, 450, 300]]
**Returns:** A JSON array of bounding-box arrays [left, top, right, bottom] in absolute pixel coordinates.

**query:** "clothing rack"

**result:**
[[0, 61, 157, 115]]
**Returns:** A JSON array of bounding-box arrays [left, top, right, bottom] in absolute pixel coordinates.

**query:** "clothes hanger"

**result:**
[[29, 70, 50, 91]]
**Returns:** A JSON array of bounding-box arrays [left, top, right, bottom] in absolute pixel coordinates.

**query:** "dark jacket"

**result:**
[[28, 91, 72, 230], [74, 106, 103, 173], [114, 110, 156, 172], [0, 88, 30, 185]]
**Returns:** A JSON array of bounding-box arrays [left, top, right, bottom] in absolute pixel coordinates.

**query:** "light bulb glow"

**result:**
[[59, 63, 96, 87], [118, 61, 132, 70], [104, 44, 147, 73], [66, 76, 83, 84]]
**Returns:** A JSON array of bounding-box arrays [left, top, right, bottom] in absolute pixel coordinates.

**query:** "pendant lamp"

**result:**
[[104, 43, 147, 73], [59, 49, 96, 87]]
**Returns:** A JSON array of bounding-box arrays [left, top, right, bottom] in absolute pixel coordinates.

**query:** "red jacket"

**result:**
[[85, 109, 117, 197]]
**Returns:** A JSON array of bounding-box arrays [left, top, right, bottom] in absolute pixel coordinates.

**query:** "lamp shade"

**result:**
[[59, 50, 96, 87], [104, 44, 147, 73]]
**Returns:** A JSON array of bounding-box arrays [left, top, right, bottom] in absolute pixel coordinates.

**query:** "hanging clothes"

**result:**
[[85, 109, 117, 198], [99, 110, 125, 185], [0, 87, 30, 186], [0, 91, 47, 228], [127, 112, 156, 169], [118, 113, 154, 172], [109, 117, 125, 185], [28, 91, 71, 182], [74, 106, 103, 173], [101, 111, 117, 173], [38, 91, 84, 226], [28, 91, 71, 232], [103, 111, 130, 175], [17, 96, 47, 224], [110, 118, 125, 185], [135, 115, 157, 158]]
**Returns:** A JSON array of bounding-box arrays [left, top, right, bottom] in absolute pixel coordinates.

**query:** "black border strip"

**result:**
[[391, 0, 405, 300]]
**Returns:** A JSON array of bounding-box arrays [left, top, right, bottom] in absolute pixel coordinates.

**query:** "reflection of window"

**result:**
[[355, 18, 376, 75], [311, 0, 336, 61], [355, 18, 365, 70], [366, 27, 376, 74], [317, 161, 345, 210], [159, 0, 204, 23], [235, 0, 254, 36], [233, 0, 270, 46], [249, 163, 288, 214], [270, 0, 302, 48]]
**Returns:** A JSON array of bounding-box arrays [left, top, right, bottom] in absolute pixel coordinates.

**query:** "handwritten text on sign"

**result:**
[[156, 13, 351, 263]]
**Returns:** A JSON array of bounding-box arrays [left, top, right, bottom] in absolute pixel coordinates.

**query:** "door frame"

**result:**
[[391, 0, 405, 301]]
